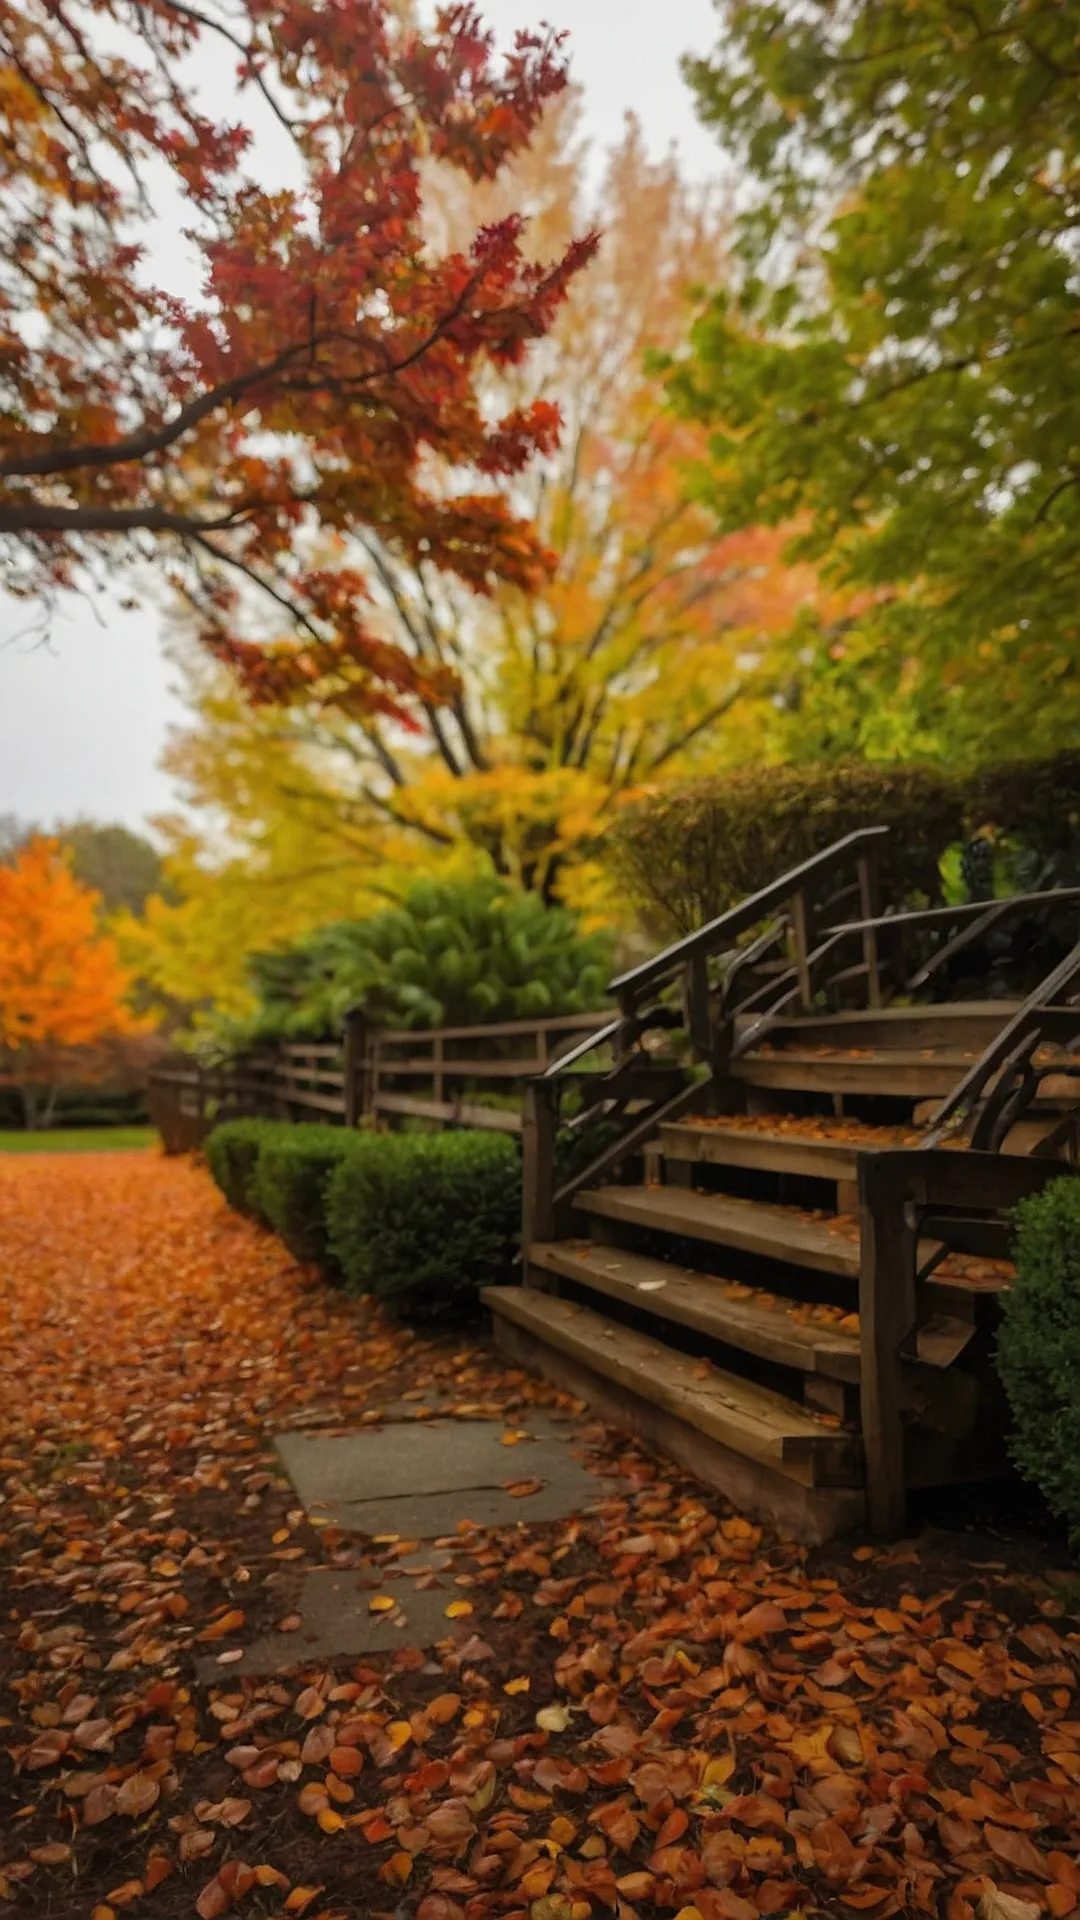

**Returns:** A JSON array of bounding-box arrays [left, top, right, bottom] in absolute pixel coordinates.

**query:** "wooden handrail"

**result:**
[[823, 884, 1080, 940], [925, 938, 1080, 1140], [607, 826, 890, 1003]]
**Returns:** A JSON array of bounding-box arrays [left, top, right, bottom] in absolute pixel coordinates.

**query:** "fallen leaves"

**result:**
[[0, 1151, 1078, 1920]]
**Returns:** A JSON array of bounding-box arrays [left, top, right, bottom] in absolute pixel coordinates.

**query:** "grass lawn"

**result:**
[[0, 1127, 157, 1153]]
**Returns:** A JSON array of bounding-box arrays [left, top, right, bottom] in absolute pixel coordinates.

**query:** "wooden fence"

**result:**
[[147, 1011, 611, 1154]]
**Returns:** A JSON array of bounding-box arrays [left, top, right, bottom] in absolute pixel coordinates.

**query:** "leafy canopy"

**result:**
[[1, 818, 164, 917], [676, 0, 1080, 761], [146, 101, 843, 981], [0, 0, 594, 720], [0, 838, 145, 1123], [221, 872, 612, 1046]]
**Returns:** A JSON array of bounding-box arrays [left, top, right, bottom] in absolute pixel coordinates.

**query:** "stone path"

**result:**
[[205, 1402, 618, 1675]]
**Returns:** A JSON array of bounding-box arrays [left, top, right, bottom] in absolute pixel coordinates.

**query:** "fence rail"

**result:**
[[147, 1011, 611, 1153]]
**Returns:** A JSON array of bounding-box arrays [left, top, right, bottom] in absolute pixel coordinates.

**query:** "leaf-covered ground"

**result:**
[[1, 1152, 1078, 1920]]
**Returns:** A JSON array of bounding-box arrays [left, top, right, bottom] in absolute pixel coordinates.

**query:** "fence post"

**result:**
[[857, 1151, 917, 1537], [522, 1077, 559, 1262], [342, 1012, 366, 1129]]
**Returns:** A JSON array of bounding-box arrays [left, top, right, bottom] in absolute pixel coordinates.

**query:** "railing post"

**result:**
[[522, 1076, 559, 1261], [682, 950, 712, 1059], [432, 1033, 444, 1106], [790, 887, 814, 1010], [857, 1151, 918, 1538], [857, 852, 882, 1007], [342, 1011, 366, 1128]]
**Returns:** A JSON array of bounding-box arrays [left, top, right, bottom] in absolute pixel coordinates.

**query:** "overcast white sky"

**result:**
[[0, 0, 724, 835]]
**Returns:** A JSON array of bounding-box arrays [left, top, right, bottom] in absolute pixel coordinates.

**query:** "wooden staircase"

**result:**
[[485, 832, 1080, 1543]]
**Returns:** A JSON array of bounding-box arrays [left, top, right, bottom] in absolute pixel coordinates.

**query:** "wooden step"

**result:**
[[483, 1287, 860, 1488], [529, 1239, 861, 1381], [733, 1049, 974, 1098], [746, 1003, 1018, 1054], [659, 1119, 897, 1182], [573, 1185, 860, 1278]]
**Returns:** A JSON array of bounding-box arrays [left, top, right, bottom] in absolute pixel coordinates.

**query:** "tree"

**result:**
[[0, 0, 595, 719], [1, 818, 164, 916], [675, 0, 1080, 763], [155, 105, 833, 945], [0, 838, 146, 1126]]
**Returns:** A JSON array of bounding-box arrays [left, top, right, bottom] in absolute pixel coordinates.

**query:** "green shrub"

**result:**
[[325, 1131, 520, 1323], [609, 761, 961, 937], [997, 1176, 1080, 1544], [204, 1118, 281, 1218], [217, 873, 613, 1050], [251, 1124, 370, 1274], [609, 753, 1080, 939]]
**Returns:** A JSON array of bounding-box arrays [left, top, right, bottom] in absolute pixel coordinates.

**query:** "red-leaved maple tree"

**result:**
[[0, 0, 596, 720]]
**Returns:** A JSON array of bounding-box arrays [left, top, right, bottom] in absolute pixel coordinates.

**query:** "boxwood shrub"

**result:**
[[204, 1118, 282, 1218], [997, 1175, 1080, 1544], [325, 1130, 520, 1323], [250, 1123, 371, 1275]]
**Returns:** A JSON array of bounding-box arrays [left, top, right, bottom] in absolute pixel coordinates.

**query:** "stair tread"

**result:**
[[574, 1184, 861, 1277], [482, 1286, 858, 1486], [659, 1116, 917, 1180], [530, 1239, 861, 1379]]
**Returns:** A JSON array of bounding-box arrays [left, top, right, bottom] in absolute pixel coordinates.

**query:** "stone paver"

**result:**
[[275, 1413, 603, 1537], [200, 1413, 617, 1673], [198, 1569, 478, 1679]]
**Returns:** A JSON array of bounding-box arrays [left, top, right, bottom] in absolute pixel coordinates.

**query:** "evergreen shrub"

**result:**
[[610, 753, 1080, 938], [204, 1118, 281, 1218], [325, 1130, 519, 1323], [250, 1123, 369, 1273], [997, 1175, 1080, 1545]]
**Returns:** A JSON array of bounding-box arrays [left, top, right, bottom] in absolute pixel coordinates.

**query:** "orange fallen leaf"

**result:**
[[198, 1608, 245, 1643]]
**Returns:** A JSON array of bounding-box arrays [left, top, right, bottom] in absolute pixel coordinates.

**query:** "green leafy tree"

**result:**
[[0, 818, 163, 916], [223, 874, 612, 1046], [675, 0, 1080, 762]]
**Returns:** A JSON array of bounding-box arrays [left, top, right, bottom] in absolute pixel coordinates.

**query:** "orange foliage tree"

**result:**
[[0, 0, 594, 721], [0, 839, 145, 1129]]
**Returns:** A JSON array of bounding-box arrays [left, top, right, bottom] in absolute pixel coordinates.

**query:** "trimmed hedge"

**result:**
[[204, 1118, 282, 1217], [997, 1176, 1080, 1545], [610, 754, 1080, 937], [205, 1118, 520, 1323], [325, 1131, 519, 1324], [250, 1124, 369, 1274]]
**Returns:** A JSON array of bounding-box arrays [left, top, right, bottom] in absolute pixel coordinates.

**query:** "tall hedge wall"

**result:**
[[609, 754, 1080, 937]]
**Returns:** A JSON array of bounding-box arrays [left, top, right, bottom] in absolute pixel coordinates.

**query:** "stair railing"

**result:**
[[521, 825, 891, 1249], [923, 937, 1080, 1149]]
